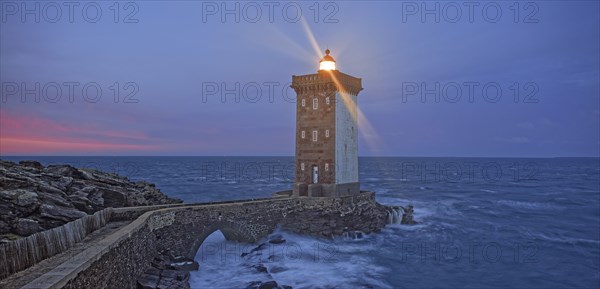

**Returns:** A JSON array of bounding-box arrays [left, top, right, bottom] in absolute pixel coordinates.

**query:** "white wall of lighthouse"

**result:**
[[335, 91, 359, 184]]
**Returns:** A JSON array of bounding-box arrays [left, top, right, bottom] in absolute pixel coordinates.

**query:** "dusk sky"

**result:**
[[1, 1, 598, 157]]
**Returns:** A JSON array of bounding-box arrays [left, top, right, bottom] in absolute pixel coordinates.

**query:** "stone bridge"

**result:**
[[3, 192, 392, 289]]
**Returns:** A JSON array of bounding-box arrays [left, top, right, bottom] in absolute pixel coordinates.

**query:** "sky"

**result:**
[[1, 1, 599, 157]]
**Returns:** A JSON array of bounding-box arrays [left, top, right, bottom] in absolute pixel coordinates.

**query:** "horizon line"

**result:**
[[1, 155, 599, 159]]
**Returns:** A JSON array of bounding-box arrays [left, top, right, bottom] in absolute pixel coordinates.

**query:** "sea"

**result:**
[[2, 156, 599, 289]]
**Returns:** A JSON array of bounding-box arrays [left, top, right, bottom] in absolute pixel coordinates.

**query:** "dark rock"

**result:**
[[0, 220, 11, 234], [14, 218, 42, 236], [100, 188, 126, 208], [19, 160, 43, 170], [169, 256, 199, 271], [268, 234, 286, 244], [267, 254, 284, 262], [49, 176, 73, 191], [253, 264, 268, 273], [136, 273, 160, 289], [258, 281, 279, 289], [145, 266, 161, 276], [0, 160, 181, 241], [400, 205, 417, 225], [268, 265, 288, 273], [281, 286, 293, 289], [38, 192, 71, 207], [151, 254, 170, 270], [67, 195, 94, 213], [137, 252, 194, 288], [46, 165, 85, 179], [161, 269, 189, 282], [10, 190, 40, 207], [247, 243, 267, 254], [39, 204, 87, 223], [245, 281, 262, 289]]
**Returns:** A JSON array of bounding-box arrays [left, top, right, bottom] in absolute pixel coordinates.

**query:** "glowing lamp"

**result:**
[[319, 49, 336, 71]]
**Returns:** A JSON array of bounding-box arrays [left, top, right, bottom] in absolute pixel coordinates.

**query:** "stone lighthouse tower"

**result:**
[[291, 49, 363, 197]]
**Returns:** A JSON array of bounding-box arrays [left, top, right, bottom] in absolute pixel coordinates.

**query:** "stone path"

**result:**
[[0, 221, 130, 289]]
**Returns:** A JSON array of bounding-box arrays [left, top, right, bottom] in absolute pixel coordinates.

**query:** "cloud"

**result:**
[[0, 109, 162, 155]]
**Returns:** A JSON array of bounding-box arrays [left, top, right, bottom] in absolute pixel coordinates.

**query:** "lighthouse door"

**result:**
[[311, 165, 319, 184]]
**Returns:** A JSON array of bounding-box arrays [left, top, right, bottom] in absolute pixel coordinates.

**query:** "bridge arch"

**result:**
[[185, 220, 257, 259]]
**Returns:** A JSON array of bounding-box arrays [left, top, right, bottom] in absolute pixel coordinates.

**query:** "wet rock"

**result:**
[[245, 281, 262, 289], [161, 269, 189, 282], [267, 254, 284, 262], [258, 281, 279, 289], [136, 273, 160, 289], [138, 252, 194, 289], [268, 265, 288, 273], [169, 256, 199, 271], [243, 242, 268, 257], [268, 234, 286, 244], [151, 254, 171, 270], [253, 264, 268, 273], [400, 205, 417, 225]]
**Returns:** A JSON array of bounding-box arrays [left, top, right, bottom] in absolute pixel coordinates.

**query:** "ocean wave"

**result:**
[[497, 200, 558, 210], [532, 233, 600, 246], [190, 230, 393, 288]]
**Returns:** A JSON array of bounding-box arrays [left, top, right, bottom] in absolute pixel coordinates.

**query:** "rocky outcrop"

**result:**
[[239, 234, 294, 289], [279, 195, 392, 238], [137, 251, 199, 289], [399, 205, 417, 225], [0, 160, 181, 242]]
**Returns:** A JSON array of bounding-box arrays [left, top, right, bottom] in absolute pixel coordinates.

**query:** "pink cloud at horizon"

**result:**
[[0, 109, 162, 155]]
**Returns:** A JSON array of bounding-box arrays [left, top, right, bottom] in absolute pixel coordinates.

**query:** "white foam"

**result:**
[[190, 230, 393, 288], [497, 200, 557, 210]]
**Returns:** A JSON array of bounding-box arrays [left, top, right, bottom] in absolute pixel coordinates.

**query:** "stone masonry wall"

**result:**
[[36, 192, 390, 289], [62, 223, 157, 289], [153, 192, 388, 260]]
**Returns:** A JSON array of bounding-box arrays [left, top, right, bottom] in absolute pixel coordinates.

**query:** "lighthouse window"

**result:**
[[301, 131, 305, 139], [325, 163, 329, 171], [301, 163, 305, 171], [312, 130, 318, 141], [326, 97, 330, 105], [325, 130, 329, 137], [301, 99, 305, 107], [313, 98, 318, 110]]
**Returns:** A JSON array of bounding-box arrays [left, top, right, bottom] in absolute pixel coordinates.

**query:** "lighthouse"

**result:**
[[291, 49, 363, 197]]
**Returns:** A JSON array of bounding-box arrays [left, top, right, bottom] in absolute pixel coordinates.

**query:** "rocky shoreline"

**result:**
[[1, 160, 409, 289], [0, 160, 181, 242], [137, 251, 200, 289], [136, 234, 295, 289]]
